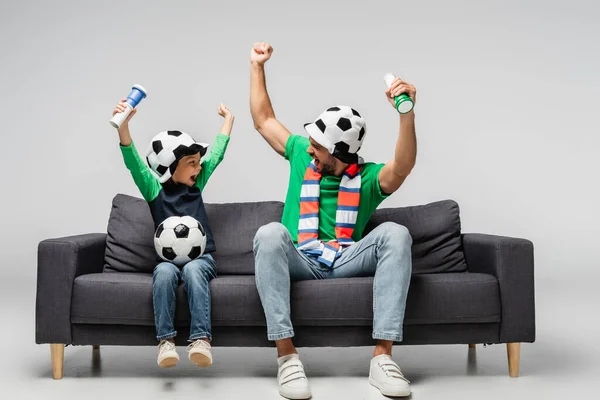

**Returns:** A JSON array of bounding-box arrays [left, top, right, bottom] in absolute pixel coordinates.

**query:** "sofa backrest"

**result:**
[[201, 201, 284, 275], [103, 194, 466, 275], [104, 194, 155, 273], [103, 194, 283, 274], [364, 200, 467, 273]]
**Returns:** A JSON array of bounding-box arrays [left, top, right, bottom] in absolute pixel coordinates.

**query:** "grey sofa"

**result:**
[[36, 194, 535, 379]]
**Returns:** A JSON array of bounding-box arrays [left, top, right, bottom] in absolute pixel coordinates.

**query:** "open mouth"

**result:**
[[190, 174, 198, 183]]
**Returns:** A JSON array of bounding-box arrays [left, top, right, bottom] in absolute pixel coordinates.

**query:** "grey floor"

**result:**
[[3, 274, 598, 400]]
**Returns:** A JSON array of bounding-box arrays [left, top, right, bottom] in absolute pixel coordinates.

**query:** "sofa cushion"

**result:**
[[103, 194, 156, 273], [71, 273, 266, 327], [291, 273, 500, 326], [212, 253, 255, 276], [103, 193, 284, 274], [365, 200, 467, 274], [207, 201, 284, 275], [71, 272, 500, 327]]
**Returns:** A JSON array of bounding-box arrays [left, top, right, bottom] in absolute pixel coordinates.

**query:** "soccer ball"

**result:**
[[154, 216, 207, 266], [304, 106, 366, 163], [317, 106, 366, 154], [146, 130, 208, 183]]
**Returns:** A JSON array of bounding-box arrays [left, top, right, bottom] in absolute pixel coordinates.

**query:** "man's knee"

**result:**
[[253, 222, 289, 274], [254, 222, 288, 248], [378, 222, 412, 248]]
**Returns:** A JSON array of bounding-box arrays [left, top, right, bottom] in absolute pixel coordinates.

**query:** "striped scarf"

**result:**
[[297, 159, 363, 267]]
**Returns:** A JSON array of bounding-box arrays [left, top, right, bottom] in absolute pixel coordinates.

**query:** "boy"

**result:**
[[111, 99, 234, 368]]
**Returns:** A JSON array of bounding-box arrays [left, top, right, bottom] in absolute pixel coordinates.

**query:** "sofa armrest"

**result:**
[[462, 233, 535, 343], [36, 233, 107, 344]]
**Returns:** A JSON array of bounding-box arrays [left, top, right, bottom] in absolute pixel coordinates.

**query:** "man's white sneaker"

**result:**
[[277, 354, 312, 399], [157, 339, 179, 368], [187, 339, 213, 367], [369, 354, 411, 397]]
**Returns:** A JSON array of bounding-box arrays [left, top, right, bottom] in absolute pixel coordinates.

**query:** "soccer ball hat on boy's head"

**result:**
[[146, 130, 209, 183]]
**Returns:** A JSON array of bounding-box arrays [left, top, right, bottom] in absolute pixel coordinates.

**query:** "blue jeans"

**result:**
[[152, 254, 217, 341], [253, 222, 412, 342]]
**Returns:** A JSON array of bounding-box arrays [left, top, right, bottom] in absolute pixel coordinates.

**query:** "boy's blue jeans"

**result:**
[[253, 222, 412, 342], [152, 254, 217, 341]]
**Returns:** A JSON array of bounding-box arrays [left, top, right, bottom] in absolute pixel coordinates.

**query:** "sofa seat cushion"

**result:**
[[71, 273, 266, 327], [71, 272, 500, 327]]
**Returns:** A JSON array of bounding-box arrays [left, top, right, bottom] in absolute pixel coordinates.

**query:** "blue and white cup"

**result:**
[[110, 84, 147, 129]]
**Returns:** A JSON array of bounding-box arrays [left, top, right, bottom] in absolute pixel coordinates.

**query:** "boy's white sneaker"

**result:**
[[157, 339, 179, 368], [187, 339, 213, 367], [369, 354, 411, 397], [277, 354, 312, 399]]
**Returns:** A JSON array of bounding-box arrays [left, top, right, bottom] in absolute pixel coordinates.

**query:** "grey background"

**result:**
[[1, 0, 599, 398], [2, 0, 598, 283]]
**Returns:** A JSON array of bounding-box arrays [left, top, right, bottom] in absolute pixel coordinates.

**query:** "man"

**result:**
[[250, 42, 417, 399]]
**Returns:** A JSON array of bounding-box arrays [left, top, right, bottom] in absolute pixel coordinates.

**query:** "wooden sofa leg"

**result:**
[[468, 344, 476, 349], [507, 343, 520, 377], [92, 345, 100, 350], [50, 344, 65, 380]]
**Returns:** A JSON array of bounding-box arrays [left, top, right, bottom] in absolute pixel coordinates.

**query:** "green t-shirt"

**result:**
[[120, 133, 230, 202], [282, 134, 389, 244]]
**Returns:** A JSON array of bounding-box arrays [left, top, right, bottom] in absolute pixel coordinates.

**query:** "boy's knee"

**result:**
[[182, 258, 215, 278], [153, 262, 179, 282]]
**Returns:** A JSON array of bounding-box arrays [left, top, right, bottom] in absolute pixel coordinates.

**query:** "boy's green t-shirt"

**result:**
[[282, 134, 390, 244], [119, 133, 230, 202], [118, 133, 230, 254]]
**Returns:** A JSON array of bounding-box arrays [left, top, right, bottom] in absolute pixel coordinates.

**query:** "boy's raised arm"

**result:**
[[113, 100, 161, 202], [195, 104, 234, 191]]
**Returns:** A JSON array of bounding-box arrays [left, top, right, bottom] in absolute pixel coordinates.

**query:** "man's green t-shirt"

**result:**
[[281, 134, 390, 244]]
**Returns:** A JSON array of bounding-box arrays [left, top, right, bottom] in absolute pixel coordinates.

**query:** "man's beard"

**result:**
[[320, 159, 337, 176]]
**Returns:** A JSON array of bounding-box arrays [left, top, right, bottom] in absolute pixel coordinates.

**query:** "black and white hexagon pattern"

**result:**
[[146, 130, 197, 182], [154, 216, 207, 266], [315, 106, 366, 155]]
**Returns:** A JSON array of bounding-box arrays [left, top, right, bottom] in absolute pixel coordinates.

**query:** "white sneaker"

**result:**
[[277, 354, 312, 399], [157, 339, 179, 368], [369, 354, 411, 397], [187, 339, 213, 367]]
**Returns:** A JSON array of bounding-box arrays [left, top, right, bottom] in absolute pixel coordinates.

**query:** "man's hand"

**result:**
[[379, 78, 417, 194], [249, 41, 290, 156], [385, 78, 417, 111], [250, 42, 273, 65]]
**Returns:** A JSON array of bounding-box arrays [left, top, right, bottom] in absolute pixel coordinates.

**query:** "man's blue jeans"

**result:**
[[253, 222, 412, 342]]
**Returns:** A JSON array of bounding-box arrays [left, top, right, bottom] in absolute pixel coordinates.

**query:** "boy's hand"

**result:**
[[218, 103, 234, 137], [218, 103, 234, 120], [250, 42, 273, 65], [112, 98, 137, 129]]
